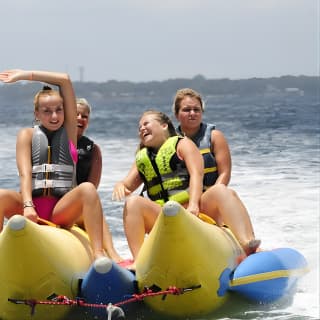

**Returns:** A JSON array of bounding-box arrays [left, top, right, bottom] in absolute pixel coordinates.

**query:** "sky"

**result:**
[[1, 0, 319, 82]]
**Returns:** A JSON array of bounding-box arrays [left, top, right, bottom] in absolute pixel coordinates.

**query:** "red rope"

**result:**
[[8, 285, 201, 315], [115, 286, 184, 306]]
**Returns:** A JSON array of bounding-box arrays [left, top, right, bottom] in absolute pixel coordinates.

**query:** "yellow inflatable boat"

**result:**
[[135, 201, 308, 318], [0, 204, 308, 319], [0, 214, 93, 320], [135, 200, 244, 317]]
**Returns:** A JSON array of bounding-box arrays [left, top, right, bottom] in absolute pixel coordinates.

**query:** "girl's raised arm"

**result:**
[[0, 69, 77, 144]]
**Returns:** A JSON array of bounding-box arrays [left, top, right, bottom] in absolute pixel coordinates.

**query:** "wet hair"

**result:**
[[172, 88, 205, 115], [33, 85, 61, 112], [76, 97, 92, 114], [138, 109, 177, 150]]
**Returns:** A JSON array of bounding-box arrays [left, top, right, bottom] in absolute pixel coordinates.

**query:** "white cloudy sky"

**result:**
[[0, 0, 318, 82]]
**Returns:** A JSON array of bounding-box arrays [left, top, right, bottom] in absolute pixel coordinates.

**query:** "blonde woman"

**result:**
[[0, 69, 105, 260], [75, 98, 123, 262]]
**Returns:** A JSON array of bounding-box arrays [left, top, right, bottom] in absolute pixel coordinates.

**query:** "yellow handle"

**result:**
[[197, 213, 217, 225], [37, 217, 59, 228]]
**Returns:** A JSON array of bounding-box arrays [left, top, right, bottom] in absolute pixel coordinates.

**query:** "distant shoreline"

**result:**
[[0, 75, 318, 108]]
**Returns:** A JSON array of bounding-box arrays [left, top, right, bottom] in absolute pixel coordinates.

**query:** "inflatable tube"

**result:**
[[0, 207, 308, 319], [134, 201, 308, 317], [228, 248, 309, 302], [0, 215, 92, 320], [81, 256, 136, 318], [135, 201, 244, 317]]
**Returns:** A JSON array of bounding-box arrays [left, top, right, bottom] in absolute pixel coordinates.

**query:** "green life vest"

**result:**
[[136, 136, 189, 206]]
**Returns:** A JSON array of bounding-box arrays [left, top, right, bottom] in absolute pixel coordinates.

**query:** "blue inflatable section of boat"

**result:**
[[81, 257, 136, 317], [229, 248, 308, 302]]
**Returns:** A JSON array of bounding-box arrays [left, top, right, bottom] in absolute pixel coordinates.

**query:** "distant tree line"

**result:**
[[0, 75, 318, 108]]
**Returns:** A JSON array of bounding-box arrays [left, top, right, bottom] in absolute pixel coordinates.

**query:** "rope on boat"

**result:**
[[8, 284, 201, 318]]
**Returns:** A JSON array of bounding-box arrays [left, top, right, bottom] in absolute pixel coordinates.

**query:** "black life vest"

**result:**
[[77, 135, 94, 184], [177, 123, 218, 189], [31, 125, 76, 197]]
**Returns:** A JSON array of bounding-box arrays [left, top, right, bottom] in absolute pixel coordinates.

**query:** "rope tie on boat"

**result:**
[[8, 284, 201, 317]]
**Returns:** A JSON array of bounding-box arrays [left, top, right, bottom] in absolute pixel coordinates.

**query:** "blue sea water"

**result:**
[[0, 92, 319, 319]]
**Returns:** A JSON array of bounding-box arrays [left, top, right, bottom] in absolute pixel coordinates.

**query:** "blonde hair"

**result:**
[[172, 88, 205, 115], [76, 98, 92, 114], [33, 86, 61, 112]]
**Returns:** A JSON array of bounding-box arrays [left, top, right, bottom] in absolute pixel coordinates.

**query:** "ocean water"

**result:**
[[0, 93, 319, 320]]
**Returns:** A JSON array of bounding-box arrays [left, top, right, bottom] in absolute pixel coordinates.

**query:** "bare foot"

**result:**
[[93, 249, 106, 260], [104, 248, 124, 263], [243, 239, 261, 256], [117, 259, 135, 268], [126, 262, 136, 272]]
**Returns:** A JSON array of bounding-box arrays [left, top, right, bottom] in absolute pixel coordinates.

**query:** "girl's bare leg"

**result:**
[[0, 189, 23, 232], [74, 211, 123, 262], [200, 184, 260, 254], [52, 182, 105, 259], [123, 195, 161, 260], [102, 218, 123, 262]]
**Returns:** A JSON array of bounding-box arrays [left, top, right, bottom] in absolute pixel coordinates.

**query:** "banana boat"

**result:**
[[0, 203, 308, 319], [134, 201, 309, 317], [0, 215, 93, 320]]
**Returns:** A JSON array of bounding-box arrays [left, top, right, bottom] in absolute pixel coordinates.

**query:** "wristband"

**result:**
[[23, 200, 35, 208]]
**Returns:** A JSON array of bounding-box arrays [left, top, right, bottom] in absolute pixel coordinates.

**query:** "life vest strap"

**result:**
[[204, 166, 217, 174], [33, 180, 73, 189], [200, 148, 211, 154], [32, 163, 74, 173]]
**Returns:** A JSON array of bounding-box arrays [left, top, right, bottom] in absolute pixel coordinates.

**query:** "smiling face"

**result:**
[[76, 103, 90, 139], [34, 94, 64, 132], [138, 113, 169, 150]]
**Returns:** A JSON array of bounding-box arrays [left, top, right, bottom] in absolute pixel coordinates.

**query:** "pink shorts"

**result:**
[[33, 197, 59, 221]]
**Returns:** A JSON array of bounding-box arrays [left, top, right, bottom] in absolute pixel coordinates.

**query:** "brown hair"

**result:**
[[172, 88, 204, 115], [138, 110, 177, 150]]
